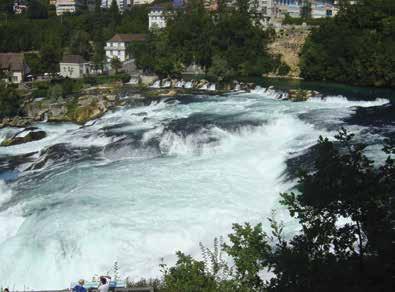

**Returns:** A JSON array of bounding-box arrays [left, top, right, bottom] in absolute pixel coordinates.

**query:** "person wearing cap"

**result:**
[[72, 279, 87, 292]]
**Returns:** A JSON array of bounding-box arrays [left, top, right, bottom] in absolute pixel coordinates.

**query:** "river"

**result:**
[[0, 81, 393, 289]]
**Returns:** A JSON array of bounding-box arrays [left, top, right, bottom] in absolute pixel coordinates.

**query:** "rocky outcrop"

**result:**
[[67, 94, 120, 124], [1, 128, 46, 146], [286, 89, 319, 102], [268, 27, 310, 78], [0, 116, 32, 128], [23, 86, 122, 125], [140, 74, 159, 86]]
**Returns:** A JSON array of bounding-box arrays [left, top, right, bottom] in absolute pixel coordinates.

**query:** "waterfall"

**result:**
[[161, 80, 171, 88], [200, 83, 208, 90], [175, 80, 185, 88], [150, 80, 161, 88], [184, 81, 193, 89], [0, 88, 391, 290], [208, 83, 216, 91]]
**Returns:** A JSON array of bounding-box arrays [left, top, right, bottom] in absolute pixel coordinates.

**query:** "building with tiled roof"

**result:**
[[105, 34, 147, 63], [59, 55, 91, 79], [0, 53, 30, 84]]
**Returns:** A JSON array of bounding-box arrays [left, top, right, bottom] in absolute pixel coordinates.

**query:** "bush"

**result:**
[[33, 81, 50, 90], [278, 63, 291, 76], [115, 73, 131, 84], [32, 88, 48, 98], [0, 82, 22, 118], [83, 76, 98, 85]]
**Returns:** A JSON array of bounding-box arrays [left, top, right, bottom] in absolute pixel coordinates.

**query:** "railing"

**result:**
[[16, 288, 154, 292], [104, 46, 126, 51]]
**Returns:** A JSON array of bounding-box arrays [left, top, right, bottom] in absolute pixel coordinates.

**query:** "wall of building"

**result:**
[[105, 42, 128, 62], [60, 63, 89, 79], [101, 0, 128, 12], [148, 10, 166, 30], [11, 72, 23, 84], [56, 0, 82, 15]]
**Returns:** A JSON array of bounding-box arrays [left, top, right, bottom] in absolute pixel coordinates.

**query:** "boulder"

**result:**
[[72, 102, 106, 124], [105, 94, 117, 102], [159, 89, 177, 97], [0, 116, 32, 128], [287, 89, 315, 102], [141, 74, 159, 86], [1, 128, 46, 146], [196, 79, 209, 89]]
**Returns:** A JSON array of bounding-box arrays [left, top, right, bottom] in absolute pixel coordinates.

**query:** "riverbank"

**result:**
[[1, 77, 394, 147]]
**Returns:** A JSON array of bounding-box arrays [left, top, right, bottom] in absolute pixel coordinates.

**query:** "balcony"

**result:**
[[104, 43, 126, 50]]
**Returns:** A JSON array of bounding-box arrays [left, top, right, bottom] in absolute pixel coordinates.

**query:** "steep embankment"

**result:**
[[268, 27, 310, 78]]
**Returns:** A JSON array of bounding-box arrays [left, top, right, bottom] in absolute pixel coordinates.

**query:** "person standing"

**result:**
[[98, 276, 111, 292], [73, 279, 86, 292]]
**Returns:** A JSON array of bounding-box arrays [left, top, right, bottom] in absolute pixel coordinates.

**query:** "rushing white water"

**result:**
[[0, 89, 392, 289]]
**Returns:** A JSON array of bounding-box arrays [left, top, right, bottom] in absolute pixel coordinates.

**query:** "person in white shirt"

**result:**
[[98, 276, 111, 292]]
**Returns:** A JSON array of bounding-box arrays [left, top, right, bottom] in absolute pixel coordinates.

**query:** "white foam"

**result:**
[[0, 88, 391, 289], [307, 95, 390, 107], [0, 180, 12, 205]]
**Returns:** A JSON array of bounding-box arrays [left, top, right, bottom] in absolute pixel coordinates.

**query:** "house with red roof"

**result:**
[[104, 34, 147, 63]]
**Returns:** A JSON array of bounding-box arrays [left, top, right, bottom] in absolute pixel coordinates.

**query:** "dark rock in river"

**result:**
[[1, 128, 47, 146], [287, 89, 320, 102]]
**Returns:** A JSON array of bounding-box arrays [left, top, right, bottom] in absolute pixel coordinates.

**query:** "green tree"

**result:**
[[161, 251, 219, 292], [70, 30, 93, 60], [47, 83, 64, 100], [300, 0, 312, 19], [110, 57, 122, 73], [27, 0, 48, 19], [223, 223, 271, 290], [25, 53, 44, 75], [40, 45, 61, 73], [0, 82, 21, 118], [300, 0, 395, 87], [0, 0, 13, 14]]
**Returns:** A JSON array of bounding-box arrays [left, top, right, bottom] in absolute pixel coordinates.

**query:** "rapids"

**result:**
[[0, 88, 392, 289]]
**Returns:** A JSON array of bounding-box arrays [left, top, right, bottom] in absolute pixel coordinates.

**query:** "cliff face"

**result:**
[[269, 27, 310, 78]]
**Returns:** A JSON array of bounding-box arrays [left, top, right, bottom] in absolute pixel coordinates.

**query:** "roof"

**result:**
[[108, 34, 147, 43], [61, 55, 88, 64], [0, 53, 25, 72], [150, 2, 173, 11]]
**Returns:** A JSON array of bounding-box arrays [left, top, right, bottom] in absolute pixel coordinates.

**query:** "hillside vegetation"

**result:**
[[300, 0, 395, 87]]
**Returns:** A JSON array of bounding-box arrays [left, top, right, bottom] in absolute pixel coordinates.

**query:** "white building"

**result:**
[[105, 34, 146, 63], [133, 0, 155, 5], [59, 55, 91, 79], [311, 3, 338, 18], [275, 1, 338, 18], [56, 0, 83, 15], [254, 0, 277, 24], [148, 4, 169, 30], [101, 0, 128, 12], [13, 2, 27, 15]]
